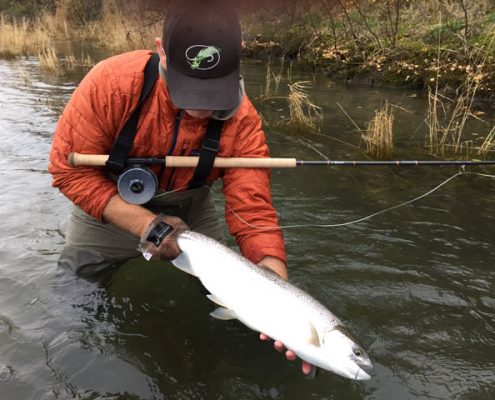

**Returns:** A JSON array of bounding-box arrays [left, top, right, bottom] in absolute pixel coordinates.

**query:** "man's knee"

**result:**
[[58, 245, 124, 282]]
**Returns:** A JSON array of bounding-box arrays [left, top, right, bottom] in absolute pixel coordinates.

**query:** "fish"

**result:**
[[172, 230, 373, 380]]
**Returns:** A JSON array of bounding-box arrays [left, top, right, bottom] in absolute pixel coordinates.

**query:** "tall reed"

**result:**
[[362, 101, 394, 159], [38, 47, 60, 73], [287, 81, 322, 131], [426, 30, 494, 158], [478, 126, 495, 158], [0, 15, 51, 57], [262, 60, 283, 99]]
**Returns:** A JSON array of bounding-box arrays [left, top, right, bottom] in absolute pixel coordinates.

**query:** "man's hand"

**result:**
[[256, 256, 315, 375], [139, 215, 189, 260], [259, 333, 315, 375], [257, 256, 288, 280]]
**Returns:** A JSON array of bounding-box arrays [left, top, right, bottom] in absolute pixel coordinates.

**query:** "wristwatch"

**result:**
[[145, 221, 173, 247]]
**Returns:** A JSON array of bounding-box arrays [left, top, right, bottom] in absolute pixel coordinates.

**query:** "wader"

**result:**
[[58, 186, 223, 280]]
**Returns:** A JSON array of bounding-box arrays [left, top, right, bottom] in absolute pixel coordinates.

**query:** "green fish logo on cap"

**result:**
[[186, 45, 221, 70]]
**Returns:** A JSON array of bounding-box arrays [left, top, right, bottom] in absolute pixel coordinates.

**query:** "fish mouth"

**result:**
[[353, 360, 373, 380], [331, 359, 373, 380], [354, 368, 371, 380]]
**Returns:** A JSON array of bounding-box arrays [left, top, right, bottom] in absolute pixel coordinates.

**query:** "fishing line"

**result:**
[[222, 170, 466, 232], [466, 171, 495, 179], [296, 138, 330, 161], [150, 169, 494, 232], [152, 186, 189, 198]]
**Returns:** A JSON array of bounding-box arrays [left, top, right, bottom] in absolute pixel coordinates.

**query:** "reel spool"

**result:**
[[117, 166, 158, 205]]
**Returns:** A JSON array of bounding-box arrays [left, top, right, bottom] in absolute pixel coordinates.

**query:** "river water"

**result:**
[[0, 53, 494, 400]]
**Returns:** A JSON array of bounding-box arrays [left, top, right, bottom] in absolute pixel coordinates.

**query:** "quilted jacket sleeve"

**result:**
[[222, 99, 286, 264], [48, 54, 145, 220]]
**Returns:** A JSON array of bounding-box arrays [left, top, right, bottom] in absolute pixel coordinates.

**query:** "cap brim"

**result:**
[[166, 63, 240, 111]]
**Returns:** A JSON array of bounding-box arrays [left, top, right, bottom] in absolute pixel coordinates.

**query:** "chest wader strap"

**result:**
[[188, 118, 225, 190], [105, 53, 160, 175]]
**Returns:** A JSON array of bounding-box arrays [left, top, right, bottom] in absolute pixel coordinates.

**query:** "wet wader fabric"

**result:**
[[58, 186, 223, 279]]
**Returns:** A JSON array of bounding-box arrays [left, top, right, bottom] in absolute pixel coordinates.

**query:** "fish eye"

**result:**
[[354, 348, 364, 357]]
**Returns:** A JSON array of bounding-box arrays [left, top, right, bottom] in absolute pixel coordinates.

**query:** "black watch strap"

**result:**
[[145, 221, 173, 247]]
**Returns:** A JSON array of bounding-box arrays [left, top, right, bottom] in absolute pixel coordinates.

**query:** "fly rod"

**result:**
[[68, 152, 495, 168]]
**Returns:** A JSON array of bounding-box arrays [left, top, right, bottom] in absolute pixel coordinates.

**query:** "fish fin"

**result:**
[[206, 294, 229, 308], [171, 252, 197, 277], [210, 307, 237, 320], [304, 320, 321, 347]]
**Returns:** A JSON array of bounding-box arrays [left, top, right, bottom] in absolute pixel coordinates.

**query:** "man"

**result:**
[[49, 0, 311, 374]]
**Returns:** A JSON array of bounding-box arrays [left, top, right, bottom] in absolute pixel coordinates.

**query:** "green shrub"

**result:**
[[429, 19, 464, 39]]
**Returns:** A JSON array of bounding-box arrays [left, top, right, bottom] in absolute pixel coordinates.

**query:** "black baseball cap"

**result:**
[[163, 0, 242, 110]]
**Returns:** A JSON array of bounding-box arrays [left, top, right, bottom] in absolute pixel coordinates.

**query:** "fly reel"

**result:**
[[117, 166, 158, 205]]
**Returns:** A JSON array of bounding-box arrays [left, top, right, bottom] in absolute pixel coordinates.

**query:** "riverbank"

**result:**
[[241, 1, 495, 103], [1, 0, 494, 157], [1, 1, 494, 101]]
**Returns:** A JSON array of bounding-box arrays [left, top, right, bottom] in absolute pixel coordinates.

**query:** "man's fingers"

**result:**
[[154, 237, 182, 260], [285, 350, 297, 361], [302, 361, 313, 375], [259, 334, 315, 375], [273, 340, 285, 352], [259, 333, 270, 341], [260, 336, 287, 354]]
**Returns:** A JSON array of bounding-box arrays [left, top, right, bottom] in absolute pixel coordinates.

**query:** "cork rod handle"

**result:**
[[68, 153, 298, 169]]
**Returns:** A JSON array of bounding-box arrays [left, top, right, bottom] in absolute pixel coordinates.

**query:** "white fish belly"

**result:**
[[175, 231, 330, 349]]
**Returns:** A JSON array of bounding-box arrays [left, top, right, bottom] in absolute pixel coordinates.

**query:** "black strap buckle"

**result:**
[[202, 137, 220, 152]]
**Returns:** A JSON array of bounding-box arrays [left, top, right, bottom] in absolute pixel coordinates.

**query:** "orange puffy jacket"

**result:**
[[49, 50, 285, 264]]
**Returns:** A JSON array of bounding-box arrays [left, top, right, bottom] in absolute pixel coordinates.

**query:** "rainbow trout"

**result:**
[[172, 231, 373, 380]]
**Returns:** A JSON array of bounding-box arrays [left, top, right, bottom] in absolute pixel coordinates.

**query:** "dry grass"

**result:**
[[0, 0, 152, 75], [1, 0, 161, 62], [260, 64, 321, 131], [98, 10, 138, 50], [82, 53, 93, 66], [426, 25, 495, 158], [262, 60, 283, 99], [65, 53, 76, 69], [38, 47, 60, 73], [427, 78, 478, 157], [362, 101, 395, 159], [478, 125, 495, 158], [287, 81, 322, 131], [0, 15, 52, 57], [93, 0, 161, 51]]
